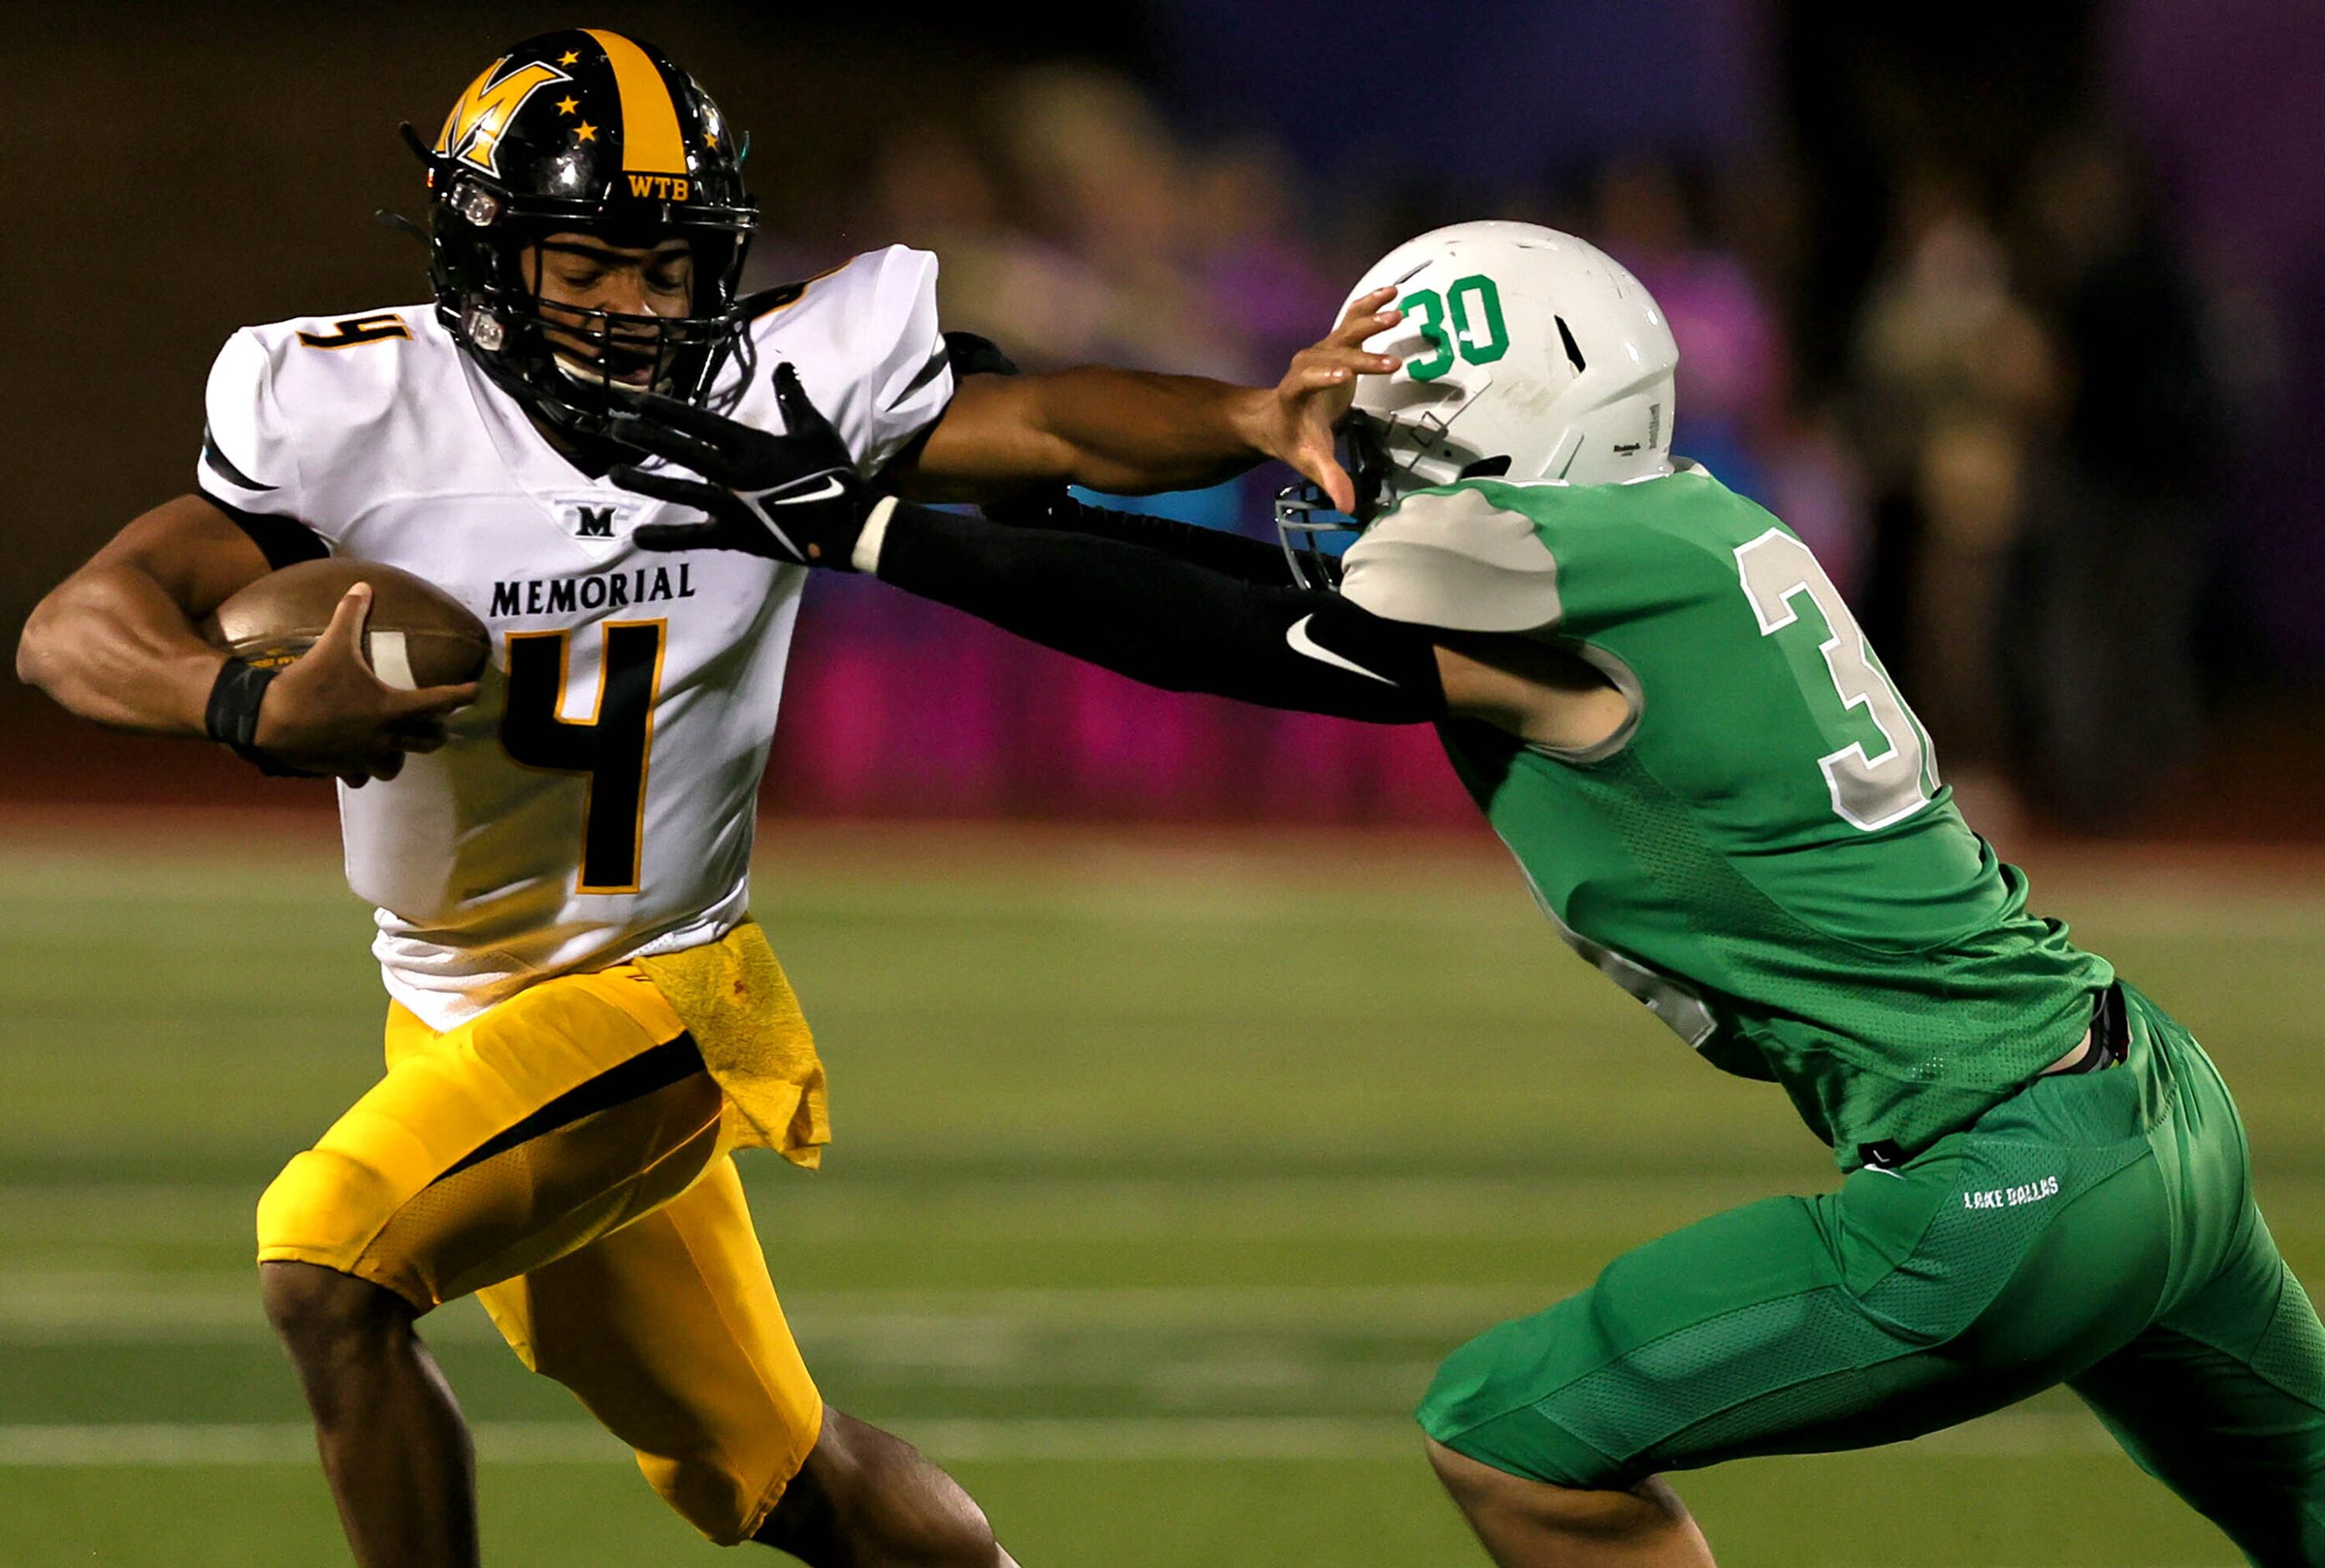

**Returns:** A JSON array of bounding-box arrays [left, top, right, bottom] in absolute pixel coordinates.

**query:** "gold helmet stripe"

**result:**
[[584, 28, 686, 175]]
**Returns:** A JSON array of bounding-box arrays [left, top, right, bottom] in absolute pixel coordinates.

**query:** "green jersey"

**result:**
[[1338, 467, 2110, 1167]]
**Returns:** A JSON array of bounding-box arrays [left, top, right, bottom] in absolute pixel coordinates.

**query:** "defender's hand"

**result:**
[[1247, 288, 1404, 514], [607, 363, 872, 569], [252, 584, 478, 786]]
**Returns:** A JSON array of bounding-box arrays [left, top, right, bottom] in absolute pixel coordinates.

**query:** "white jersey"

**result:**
[[196, 246, 953, 1030]]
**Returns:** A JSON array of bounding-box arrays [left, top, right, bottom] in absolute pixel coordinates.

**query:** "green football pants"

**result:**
[[1418, 984, 2325, 1565]]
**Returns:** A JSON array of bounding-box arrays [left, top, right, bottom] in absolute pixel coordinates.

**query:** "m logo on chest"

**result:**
[[551, 498, 640, 543]]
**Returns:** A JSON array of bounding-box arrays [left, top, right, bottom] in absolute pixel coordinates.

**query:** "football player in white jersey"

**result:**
[[13, 28, 1401, 1568]]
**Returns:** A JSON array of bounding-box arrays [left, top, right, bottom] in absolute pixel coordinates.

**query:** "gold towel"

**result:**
[[638, 920, 829, 1168]]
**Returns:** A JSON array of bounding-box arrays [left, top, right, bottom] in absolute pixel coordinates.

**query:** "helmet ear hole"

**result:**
[[1456, 455, 1512, 481], [1554, 316, 1587, 374]]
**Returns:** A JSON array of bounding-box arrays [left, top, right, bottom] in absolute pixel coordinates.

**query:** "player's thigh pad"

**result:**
[[475, 1155, 824, 1545], [256, 963, 727, 1309], [1420, 1051, 2179, 1490]]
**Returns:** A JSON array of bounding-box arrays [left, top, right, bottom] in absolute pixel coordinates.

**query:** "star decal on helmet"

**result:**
[[433, 58, 575, 177]]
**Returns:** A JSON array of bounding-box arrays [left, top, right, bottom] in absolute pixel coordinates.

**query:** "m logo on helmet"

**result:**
[[435, 58, 572, 176]]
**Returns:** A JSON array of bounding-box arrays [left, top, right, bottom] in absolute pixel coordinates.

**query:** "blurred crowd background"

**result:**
[[6, 0, 2322, 837]]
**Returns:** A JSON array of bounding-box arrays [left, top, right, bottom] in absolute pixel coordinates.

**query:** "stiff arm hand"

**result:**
[[1257, 287, 1404, 514]]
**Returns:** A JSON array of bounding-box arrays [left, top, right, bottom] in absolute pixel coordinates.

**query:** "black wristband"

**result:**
[[204, 657, 309, 775], [205, 657, 275, 748]]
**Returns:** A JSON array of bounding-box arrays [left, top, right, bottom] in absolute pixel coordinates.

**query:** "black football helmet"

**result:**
[[413, 28, 757, 443]]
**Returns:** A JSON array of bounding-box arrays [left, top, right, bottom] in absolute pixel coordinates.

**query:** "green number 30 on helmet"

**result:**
[[1279, 221, 1679, 589]]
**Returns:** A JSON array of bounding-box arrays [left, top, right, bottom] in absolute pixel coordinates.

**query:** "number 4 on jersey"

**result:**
[[1734, 529, 1938, 832], [501, 621, 666, 893]]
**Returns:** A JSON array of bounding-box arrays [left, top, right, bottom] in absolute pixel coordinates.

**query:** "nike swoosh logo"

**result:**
[[767, 474, 846, 506], [1286, 615, 1394, 685]]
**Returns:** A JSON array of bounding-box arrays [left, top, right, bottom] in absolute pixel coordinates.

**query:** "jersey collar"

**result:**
[[458, 347, 641, 495]]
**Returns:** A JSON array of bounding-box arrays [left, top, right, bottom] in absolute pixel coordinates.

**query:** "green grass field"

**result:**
[[2, 818, 2319, 1566]]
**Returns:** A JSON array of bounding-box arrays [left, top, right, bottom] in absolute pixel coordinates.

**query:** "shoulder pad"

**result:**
[[736, 247, 950, 474], [230, 307, 435, 428], [199, 306, 446, 524], [1339, 484, 1563, 633]]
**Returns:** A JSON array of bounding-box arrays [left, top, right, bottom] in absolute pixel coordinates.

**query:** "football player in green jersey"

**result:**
[[608, 221, 2325, 1565]]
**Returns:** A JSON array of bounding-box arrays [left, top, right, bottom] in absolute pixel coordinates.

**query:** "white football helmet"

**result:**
[[1279, 220, 1679, 587]]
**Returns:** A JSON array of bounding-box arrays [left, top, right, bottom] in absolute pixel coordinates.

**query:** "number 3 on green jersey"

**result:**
[[1734, 528, 1938, 832]]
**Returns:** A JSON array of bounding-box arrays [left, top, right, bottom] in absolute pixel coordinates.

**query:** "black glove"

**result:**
[[606, 362, 873, 569]]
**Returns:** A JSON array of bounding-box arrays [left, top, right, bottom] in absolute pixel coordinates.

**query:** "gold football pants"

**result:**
[[255, 923, 826, 1544]]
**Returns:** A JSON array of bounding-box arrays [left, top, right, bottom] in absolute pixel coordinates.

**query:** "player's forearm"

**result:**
[[1034, 367, 1277, 492], [15, 565, 230, 736], [990, 488, 1296, 585], [860, 501, 1445, 724], [911, 368, 1276, 499]]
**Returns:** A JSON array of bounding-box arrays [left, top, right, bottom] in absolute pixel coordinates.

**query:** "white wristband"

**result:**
[[852, 494, 901, 574]]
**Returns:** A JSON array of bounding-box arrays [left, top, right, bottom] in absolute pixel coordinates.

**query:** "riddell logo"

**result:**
[[628, 174, 691, 200]]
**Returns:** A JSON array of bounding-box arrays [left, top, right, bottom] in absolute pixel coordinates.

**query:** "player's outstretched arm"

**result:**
[[857, 498, 1446, 724], [982, 485, 1296, 586], [18, 494, 475, 783], [887, 289, 1404, 508]]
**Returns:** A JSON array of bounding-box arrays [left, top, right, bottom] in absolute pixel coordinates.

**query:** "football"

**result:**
[[201, 559, 490, 689]]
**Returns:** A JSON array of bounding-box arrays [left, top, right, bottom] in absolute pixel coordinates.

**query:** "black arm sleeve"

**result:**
[[941, 330, 1018, 378], [985, 486, 1297, 586], [875, 502, 1445, 724]]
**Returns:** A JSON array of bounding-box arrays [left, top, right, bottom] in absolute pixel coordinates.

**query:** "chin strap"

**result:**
[[373, 209, 430, 250]]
